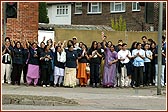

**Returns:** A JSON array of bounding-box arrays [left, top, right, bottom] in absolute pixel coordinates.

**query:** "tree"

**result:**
[[111, 15, 126, 31], [118, 15, 123, 31], [115, 21, 119, 31], [39, 2, 49, 23], [111, 18, 115, 30]]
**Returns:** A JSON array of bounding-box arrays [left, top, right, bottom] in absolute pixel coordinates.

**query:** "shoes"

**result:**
[[43, 85, 46, 88], [120, 86, 124, 89], [58, 84, 61, 87], [80, 84, 87, 87], [83, 84, 87, 87], [92, 83, 95, 88], [92, 83, 99, 88], [11, 82, 15, 85], [96, 83, 99, 88], [131, 85, 135, 88], [47, 85, 50, 87], [103, 85, 107, 88], [155, 84, 165, 87], [26, 83, 29, 87], [70, 85, 75, 88], [125, 86, 130, 88], [17, 82, 20, 86], [54, 84, 57, 87], [161, 85, 165, 87], [140, 85, 143, 87], [113, 85, 117, 88]]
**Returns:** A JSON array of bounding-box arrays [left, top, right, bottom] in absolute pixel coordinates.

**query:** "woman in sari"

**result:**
[[102, 37, 118, 88]]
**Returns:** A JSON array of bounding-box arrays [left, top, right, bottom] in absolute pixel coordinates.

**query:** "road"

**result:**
[[1, 84, 167, 110]]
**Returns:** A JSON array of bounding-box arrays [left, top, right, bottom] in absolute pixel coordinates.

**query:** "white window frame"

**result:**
[[56, 4, 69, 16], [74, 2, 82, 14], [110, 2, 125, 13], [87, 2, 102, 14], [132, 2, 140, 11]]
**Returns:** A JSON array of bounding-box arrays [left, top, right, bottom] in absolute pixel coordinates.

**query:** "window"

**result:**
[[132, 2, 140, 11], [110, 2, 125, 13], [56, 5, 68, 15], [75, 2, 82, 14], [88, 2, 102, 14]]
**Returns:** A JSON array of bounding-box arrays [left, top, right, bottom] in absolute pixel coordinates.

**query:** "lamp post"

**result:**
[[3, 2, 7, 43], [157, 2, 163, 95]]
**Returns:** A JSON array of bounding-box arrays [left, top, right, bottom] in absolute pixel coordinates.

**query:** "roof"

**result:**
[[38, 23, 114, 31]]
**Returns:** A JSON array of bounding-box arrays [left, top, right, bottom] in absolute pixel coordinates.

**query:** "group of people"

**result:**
[[2, 32, 166, 88]]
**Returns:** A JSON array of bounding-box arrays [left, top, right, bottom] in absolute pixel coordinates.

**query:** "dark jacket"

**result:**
[[12, 47, 24, 65], [40, 50, 53, 68], [28, 47, 40, 65]]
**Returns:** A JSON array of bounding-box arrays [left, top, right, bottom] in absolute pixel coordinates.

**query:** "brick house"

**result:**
[[47, 2, 166, 31], [2, 2, 39, 42]]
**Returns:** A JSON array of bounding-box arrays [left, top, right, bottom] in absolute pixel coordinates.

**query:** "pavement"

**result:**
[[1, 84, 167, 110]]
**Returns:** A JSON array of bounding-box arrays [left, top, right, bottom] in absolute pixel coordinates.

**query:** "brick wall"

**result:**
[[71, 2, 166, 31], [3, 2, 39, 43]]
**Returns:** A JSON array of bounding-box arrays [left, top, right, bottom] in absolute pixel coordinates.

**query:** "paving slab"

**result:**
[[1, 84, 167, 110]]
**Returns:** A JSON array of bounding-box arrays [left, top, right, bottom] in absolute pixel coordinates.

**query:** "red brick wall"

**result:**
[[71, 2, 166, 31], [71, 2, 147, 31], [4, 2, 39, 43]]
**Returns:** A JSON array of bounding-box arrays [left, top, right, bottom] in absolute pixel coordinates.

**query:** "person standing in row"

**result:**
[[22, 41, 29, 84], [143, 43, 153, 86], [102, 36, 118, 88], [88, 41, 103, 88], [116, 42, 123, 87], [129, 41, 137, 87], [115, 40, 123, 52], [47, 39, 55, 86], [26, 42, 40, 87], [132, 42, 145, 87], [150, 41, 156, 85], [40, 45, 53, 87], [97, 42, 105, 85], [11, 41, 24, 85], [77, 44, 90, 87], [118, 43, 132, 88], [63, 45, 78, 88], [54, 42, 66, 87], [141, 36, 148, 49], [2, 37, 13, 84], [154, 36, 166, 87]]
